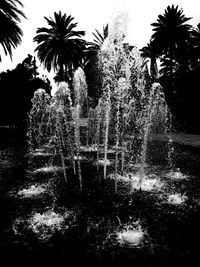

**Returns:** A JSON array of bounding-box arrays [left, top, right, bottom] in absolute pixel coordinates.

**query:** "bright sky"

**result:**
[[0, 0, 200, 80]]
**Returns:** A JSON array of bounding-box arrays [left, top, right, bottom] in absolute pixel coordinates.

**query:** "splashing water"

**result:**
[[111, 220, 146, 248], [33, 165, 64, 174], [73, 68, 88, 190], [27, 89, 52, 150], [138, 83, 170, 187], [27, 210, 70, 241], [166, 169, 188, 180], [17, 184, 48, 198], [96, 12, 148, 180], [117, 228, 144, 247], [167, 193, 188, 205], [96, 158, 112, 166], [110, 172, 164, 192]]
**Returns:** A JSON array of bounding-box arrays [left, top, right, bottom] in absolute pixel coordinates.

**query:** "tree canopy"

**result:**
[[34, 11, 86, 83]]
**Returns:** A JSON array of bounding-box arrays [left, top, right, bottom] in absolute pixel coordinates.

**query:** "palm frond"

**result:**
[[0, 0, 26, 60]]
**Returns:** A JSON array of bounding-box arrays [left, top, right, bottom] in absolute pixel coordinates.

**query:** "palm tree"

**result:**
[[140, 40, 159, 81], [0, 0, 26, 61], [151, 5, 191, 81], [33, 11, 86, 82]]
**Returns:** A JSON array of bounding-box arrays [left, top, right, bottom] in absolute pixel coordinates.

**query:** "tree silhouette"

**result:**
[[33, 11, 86, 83], [0, 0, 26, 61], [151, 5, 191, 81], [0, 54, 51, 127]]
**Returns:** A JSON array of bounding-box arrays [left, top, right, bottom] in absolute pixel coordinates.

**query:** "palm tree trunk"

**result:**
[[68, 67, 75, 103], [170, 56, 173, 81], [150, 57, 158, 81], [59, 64, 64, 81], [169, 47, 174, 89]]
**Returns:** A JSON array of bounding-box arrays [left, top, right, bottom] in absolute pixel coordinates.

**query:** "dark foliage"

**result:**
[[0, 54, 51, 128], [144, 5, 200, 133], [160, 70, 200, 133]]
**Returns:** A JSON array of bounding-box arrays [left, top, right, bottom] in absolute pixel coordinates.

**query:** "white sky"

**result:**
[[0, 0, 200, 80]]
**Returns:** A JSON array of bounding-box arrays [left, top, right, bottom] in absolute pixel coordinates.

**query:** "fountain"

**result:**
[[27, 12, 172, 195]]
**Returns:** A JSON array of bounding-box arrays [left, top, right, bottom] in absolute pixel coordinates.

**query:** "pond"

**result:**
[[1, 134, 200, 267]]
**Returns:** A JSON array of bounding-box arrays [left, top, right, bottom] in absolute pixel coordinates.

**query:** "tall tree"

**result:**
[[0, 0, 26, 61], [151, 5, 191, 81], [33, 11, 86, 83]]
